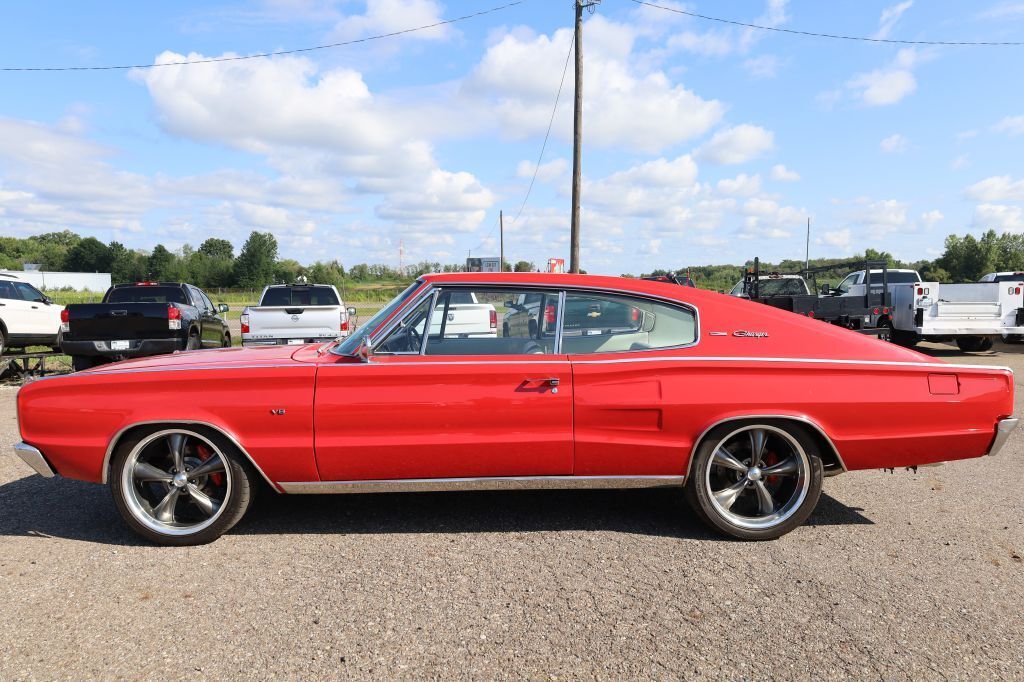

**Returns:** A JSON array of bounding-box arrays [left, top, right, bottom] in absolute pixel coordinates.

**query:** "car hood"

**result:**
[[83, 344, 307, 373]]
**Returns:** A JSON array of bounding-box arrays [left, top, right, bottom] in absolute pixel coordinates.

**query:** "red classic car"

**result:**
[[13, 273, 1017, 545]]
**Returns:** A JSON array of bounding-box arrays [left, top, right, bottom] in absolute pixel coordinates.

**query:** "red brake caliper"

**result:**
[[195, 443, 224, 486], [763, 451, 779, 487]]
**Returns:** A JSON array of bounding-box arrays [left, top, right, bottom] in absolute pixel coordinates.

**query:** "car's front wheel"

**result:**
[[110, 427, 255, 545], [685, 422, 823, 540]]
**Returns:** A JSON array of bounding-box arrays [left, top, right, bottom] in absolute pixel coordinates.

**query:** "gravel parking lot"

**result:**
[[2, 342, 1023, 679]]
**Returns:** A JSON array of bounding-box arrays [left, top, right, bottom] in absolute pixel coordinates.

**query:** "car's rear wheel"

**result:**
[[110, 427, 255, 546], [223, 332, 232, 348], [685, 422, 823, 540], [956, 336, 993, 352], [186, 333, 201, 351]]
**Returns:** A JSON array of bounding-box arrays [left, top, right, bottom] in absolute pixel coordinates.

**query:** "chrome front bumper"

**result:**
[[12, 442, 55, 478], [986, 418, 1019, 457]]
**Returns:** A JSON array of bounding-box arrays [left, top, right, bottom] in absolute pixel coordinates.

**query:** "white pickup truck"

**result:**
[[429, 291, 497, 337], [241, 284, 356, 347], [836, 269, 1024, 350]]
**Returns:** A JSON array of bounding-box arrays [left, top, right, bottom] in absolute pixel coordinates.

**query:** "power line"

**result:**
[[511, 32, 575, 225], [1, 1, 526, 72], [628, 0, 1024, 46]]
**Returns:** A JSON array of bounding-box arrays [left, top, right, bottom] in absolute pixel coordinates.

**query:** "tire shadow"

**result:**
[[0, 473, 872, 545]]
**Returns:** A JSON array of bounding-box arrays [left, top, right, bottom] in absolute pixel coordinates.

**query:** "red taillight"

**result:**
[[240, 313, 249, 334], [631, 308, 640, 322], [873, 308, 880, 315], [167, 306, 181, 320], [917, 287, 923, 295], [340, 320, 349, 331], [60, 308, 69, 323], [545, 304, 556, 324], [1016, 287, 1021, 295], [808, 310, 815, 318], [489, 309, 497, 329], [135, 281, 159, 286], [883, 307, 889, 314]]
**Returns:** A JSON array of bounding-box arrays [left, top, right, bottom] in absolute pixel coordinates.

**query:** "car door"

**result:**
[[11, 281, 56, 336], [313, 285, 573, 481], [185, 285, 212, 346], [197, 288, 225, 346], [564, 290, 699, 476]]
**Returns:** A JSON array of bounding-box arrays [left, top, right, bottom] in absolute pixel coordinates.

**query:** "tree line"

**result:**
[[2, 227, 1020, 292], [0, 230, 538, 290]]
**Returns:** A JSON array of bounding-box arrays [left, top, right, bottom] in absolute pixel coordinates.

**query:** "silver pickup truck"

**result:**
[[241, 284, 356, 346]]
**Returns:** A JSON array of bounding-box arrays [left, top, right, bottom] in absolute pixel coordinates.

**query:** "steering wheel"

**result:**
[[406, 324, 422, 352]]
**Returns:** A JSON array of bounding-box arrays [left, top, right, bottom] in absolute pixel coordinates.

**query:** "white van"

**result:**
[[0, 273, 64, 353]]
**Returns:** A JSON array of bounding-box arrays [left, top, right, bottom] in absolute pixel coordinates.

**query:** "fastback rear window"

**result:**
[[106, 286, 188, 304], [262, 286, 340, 306]]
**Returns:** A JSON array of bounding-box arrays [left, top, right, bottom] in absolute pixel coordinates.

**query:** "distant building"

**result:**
[[466, 257, 501, 273], [1, 269, 112, 292], [547, 258, 565, 274]]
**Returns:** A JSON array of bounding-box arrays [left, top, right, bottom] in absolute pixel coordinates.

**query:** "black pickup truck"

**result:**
[[60, 282, 231, 371]]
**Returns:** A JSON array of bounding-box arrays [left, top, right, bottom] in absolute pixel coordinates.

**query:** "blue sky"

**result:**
[[2, 0, 1024, 275]]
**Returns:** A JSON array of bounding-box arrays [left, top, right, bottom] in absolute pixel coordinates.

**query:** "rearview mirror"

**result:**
[[347, 306, 357, 317], [218, 303, 230, 313]]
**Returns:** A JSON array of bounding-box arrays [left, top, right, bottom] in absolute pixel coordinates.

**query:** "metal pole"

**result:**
[[805, 217, 810, 271], [499, 210, 504, 272], [569, 0, 584, 274]]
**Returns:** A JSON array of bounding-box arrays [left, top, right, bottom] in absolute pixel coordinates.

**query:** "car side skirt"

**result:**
[[278, 475, 685, 494]]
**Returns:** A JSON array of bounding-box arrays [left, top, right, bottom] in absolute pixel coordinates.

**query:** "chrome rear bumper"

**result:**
[[12, 442, 55, 478], [986, 418, 1019, 457]]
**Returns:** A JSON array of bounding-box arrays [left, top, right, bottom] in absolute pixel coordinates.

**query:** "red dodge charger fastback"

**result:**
[[13, 273, 1017, 545]]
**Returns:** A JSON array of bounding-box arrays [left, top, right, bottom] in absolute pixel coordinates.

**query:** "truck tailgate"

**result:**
[[246, 306, 340, 341], [66, 303, 171, 340]]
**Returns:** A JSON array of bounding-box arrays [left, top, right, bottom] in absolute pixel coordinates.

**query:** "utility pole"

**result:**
[[805, 217, 811, 271], [569, 1, 599, 274], [499, 210, 505, 272]]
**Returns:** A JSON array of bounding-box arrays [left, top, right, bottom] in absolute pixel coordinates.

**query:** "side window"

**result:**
[[836, 274, 856, 294], [199, 290, 215, 312], [376, 295, 433, 354], [421, 287, 559, 356], [14, 282, 46, 303], [561, 292, 695, 354], [0, 281, 19, 300]]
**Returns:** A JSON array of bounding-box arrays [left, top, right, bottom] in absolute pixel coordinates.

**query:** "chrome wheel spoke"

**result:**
[[167, 433, 186, 473], [153, 488, 181, 524], [134, 462, 172, 482], [749, 429, 768, 467], [186, 484, 220, 517], [712, 446, 747, 472], [712, 478, 748, 511], [762, 457, 799, 477], [753, 480, 776, 515], [188, 454, 225, 478]]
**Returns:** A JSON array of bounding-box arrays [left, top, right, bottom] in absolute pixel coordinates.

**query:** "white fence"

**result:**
[[1, 270, 111, 292]]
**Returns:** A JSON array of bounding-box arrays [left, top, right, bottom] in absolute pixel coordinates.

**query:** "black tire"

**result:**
[[51, 331, 63, 352], [502, 323, 510, 338], [528, 319, 538, 339], [956, 336, 993, 352], [684, 421, 824, 541], [109, 425, 256, 546], [877, 319, 894, 344], [223, 332, 232, 348], [72, 355, 96, 372], [1003, 333, 1024, 344], [186, 333, 201, 351]]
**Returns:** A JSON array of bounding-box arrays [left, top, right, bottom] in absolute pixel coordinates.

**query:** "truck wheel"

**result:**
[[186, 333, 201, 351], [956, 336, 993, 352], [1002, 333, 1023, 344], [223, 333, 232, 348]]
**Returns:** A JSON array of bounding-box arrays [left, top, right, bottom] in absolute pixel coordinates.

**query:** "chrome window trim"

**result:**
[[686, 414, 847, 478], [278, 475, 685, 494], [373, 289, 438, 356], [100, 420, 279, 490], [554, 290, 566, 354], [367, 283, 437, 350], [558, 289, 700, 355]]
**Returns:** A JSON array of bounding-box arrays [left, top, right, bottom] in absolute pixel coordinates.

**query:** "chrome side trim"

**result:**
[[12, 442, 56, 478], [278, 475, 685, 494], [570, 356, 1013, 372], [686, 415, 847, 479], [986, 417, 1018, 457], [100, 420, 279, 490]]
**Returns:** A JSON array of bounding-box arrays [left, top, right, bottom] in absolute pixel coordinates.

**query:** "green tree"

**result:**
[[148, 244, 175, 280], [513, 260, 535, 272], [233, 231, 278, 288], [198, 238, 234, 260], [65, 237, 112, 272], [108, 242, 142, 283]]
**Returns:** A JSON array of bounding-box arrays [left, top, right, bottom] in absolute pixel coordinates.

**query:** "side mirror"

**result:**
[[820, 284, 831, 295], [43, 296, 53, 305], [218, 303, 230, 313], [347, 306, 357, 317], [358, 335, 374, 362]]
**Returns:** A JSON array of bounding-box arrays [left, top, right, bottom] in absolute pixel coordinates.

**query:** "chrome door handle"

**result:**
[[527, 377, 560, 387]]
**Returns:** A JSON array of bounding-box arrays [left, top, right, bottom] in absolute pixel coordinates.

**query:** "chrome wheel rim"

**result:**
[[704, 425, 810, 530], [121, 429, 232, 536]]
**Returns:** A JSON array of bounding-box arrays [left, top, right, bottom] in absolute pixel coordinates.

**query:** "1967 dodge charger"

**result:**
[[13, 273, 1017, 545]]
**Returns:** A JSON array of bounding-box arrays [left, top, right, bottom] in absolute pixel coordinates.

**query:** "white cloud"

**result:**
[[951, 154, 969, 170], [770, 164, 800, 182], [822, 229, 852, 249], [978, 2, 1024, 19], [919, 210, 943, 229], [845, 48, 928, 107], [973, 203, 1024, 232], [516, 158, 568, 184], [993, 115, 1024, 136], [696, 124, 775, 165], [584, 154, 700, 218], [467, 19, 724, 153], [331, 0, 452, 42], [743, 55, 784, 78], [716, 173, 762, 196], [873, 1, 913, 40], [880, 133, 908, 154], [965, 175, 1024, 201]]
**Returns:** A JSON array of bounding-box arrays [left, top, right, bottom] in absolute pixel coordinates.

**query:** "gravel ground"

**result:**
[[1, 342, 1022, 679]]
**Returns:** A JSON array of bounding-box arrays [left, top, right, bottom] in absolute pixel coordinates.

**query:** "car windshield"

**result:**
[[106, 286, 188, 304], [261, 286, 339, 306], [332, 280, 423, 356]]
